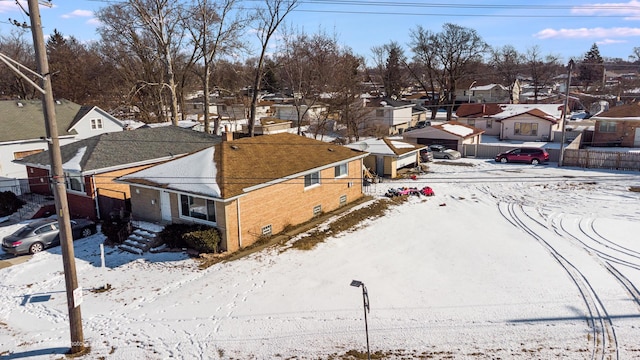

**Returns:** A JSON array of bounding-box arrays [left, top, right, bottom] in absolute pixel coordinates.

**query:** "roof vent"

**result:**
[[17, 102, 23, 108], [230, 145, 239, 150], [328, 148, 335, 152], [55, 100, 61, 105]]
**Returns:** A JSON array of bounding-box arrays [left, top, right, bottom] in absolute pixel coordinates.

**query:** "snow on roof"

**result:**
[[492, 104, 562, 120], [441, 123, 474, 137], [345, 138, 417, 156], [62, 146, 86, 171], [122, 147, 221, 198], [470, 84, 506, 91]]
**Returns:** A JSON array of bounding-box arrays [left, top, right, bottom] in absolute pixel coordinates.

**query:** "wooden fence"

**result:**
[[562, 149, 640, 171]]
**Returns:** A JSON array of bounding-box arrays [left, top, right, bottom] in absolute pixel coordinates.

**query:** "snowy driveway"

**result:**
[[1, 159, 640, 359]]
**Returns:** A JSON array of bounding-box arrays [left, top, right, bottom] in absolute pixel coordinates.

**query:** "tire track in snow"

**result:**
[[498, 201, 618, 360]]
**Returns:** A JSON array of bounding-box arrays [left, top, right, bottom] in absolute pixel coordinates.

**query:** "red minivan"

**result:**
[[495, 147, 549, 164]]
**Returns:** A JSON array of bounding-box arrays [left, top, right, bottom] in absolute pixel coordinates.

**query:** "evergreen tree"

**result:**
[[578, 43, 604, 91]]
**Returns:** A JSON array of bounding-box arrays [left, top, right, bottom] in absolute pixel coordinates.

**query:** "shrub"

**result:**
[[101, 218, 131, 244], [0, 191, 25, 217], [159, 223, 214, 250], [183, 228, 222, 254]]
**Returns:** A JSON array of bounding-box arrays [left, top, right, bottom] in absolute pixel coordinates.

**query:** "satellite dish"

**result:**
[[357, 142, 369, 151]]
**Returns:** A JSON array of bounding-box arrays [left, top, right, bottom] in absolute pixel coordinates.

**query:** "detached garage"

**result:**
[[402, 121, 484, 153], [346, 138, 426, 178]]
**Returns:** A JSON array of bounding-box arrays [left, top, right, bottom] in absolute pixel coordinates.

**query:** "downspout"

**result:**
[[236, 198, 242, 249], [92, 174, 100, 220]]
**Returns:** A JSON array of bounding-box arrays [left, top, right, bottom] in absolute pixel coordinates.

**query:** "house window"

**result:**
[[261, 224, 272, 236], [91, 118, 103, 130], [313, 205, 322, 216], [304, 171, 320, 188], [65, 172, 85, 193], [335, 163, 348, 178], [598, 121, 617, 133], [376, 109, 384, 117], [467, 119, 475, 127], [180, 194, 216, 223], [514, 122, 538, 136], [339, 195, 347, 206], [486, 119, 492, 129]]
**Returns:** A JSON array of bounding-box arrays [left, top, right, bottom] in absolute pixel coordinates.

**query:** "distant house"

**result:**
[[365, 98, 414, 135], [457, 84, 511, 104], [492, 104, 563, 142], [272, 102, 328, 125], [402, 121, 484, 153], [17, 126, 221, 220], [118, 133, 368, 253], [0, 99, 124, 187], [345, 138, 425, 178], [455, 103, 503, 136], [591, 102, 640, 147]]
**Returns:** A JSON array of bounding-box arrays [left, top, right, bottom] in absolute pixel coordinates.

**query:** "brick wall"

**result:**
[[222, 159, 364, 252]]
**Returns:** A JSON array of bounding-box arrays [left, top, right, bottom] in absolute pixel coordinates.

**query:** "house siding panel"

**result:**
[[67, 192, 96, 219], [27, 167, 53, 194]]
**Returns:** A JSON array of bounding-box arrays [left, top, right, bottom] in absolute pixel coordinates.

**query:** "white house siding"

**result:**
[[1, 137, 77, 179], [458, 118, 500, 136], [68, 108, 124, 140], [499, 115, 559, 141]]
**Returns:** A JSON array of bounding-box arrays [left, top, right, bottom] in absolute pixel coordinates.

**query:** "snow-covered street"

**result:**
[[1, 159, 640, 359]]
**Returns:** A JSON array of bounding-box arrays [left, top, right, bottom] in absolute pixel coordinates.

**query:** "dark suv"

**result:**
[[495, 147, 549, 165]]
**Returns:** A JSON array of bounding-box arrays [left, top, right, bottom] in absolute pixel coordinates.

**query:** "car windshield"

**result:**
[[10, 225, 34, 237]]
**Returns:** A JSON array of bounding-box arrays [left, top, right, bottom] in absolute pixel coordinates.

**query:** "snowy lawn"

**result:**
[[1, 159, 640, 359]]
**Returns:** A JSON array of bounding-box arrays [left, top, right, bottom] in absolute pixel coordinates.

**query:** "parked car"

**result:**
[[406, 120, 431, 132], [495, 147, 549, 165], [428, 144, 461, 160], [1, 217, 97, 255], [420, 147, 433, 162]]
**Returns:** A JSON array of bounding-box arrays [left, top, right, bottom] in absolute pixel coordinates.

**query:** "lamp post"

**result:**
[[468, 81, 477, 103], [350, 280, 370, 360]]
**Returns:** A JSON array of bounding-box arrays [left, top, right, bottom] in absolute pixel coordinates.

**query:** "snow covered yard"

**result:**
[[1, 159, 640, 359]]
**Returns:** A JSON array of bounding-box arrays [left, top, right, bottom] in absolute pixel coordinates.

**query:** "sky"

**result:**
[[1, 1, 640, 64], [1, 158, 640, 358]]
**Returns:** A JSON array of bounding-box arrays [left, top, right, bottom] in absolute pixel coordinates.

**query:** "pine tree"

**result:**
[[578, 43, 604, 91]]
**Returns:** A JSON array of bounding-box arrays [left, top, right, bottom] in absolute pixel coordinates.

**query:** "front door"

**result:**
[[160, 191, 171, 222]]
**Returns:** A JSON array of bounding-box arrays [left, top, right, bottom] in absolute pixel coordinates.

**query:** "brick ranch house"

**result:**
[[17, 126, 221, 220], [590, 102, 640, 147], [117, 133, 368, 253]]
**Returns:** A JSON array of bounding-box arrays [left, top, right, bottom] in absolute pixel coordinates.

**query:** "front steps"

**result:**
[[118, 225, 163, 255]]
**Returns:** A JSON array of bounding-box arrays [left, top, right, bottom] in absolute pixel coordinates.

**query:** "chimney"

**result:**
[[223, 125, 233, 142]]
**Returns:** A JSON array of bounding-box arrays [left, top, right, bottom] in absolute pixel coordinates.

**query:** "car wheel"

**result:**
[[81, 227, 93, 238], [445, 155, 451, 160], [29, 242, 44, 254], [531, 158, 540, 165], [500, 157, 508, 163]]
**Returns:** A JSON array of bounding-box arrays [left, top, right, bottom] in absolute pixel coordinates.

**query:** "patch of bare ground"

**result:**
[[629, 186, 640, 192], [198, 195, 410, 268], [289, 196, 409, 251]]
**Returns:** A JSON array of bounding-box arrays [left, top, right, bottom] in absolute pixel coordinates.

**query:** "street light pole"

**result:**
[[350, 280, 370, 360]]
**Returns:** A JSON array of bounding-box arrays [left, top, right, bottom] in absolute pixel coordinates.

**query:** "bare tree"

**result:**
[[247, 0, 299, 137], [489, 45, 523, 103], [524, 45, 562, 102], [97, 0, 185, 125], [277, 29, 341, 135], [0, 30, 38, 99], [185, 0, 249, 134], [411, 23, 488, 120], [371, 41, 407, 99]]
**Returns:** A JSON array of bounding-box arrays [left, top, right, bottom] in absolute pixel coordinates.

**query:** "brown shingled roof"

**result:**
[[217, 133, 364, 198], [596, 102, 640, 118], [455, 103, 502, 117]]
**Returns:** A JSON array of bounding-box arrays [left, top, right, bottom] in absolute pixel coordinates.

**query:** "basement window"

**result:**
[[339, 195, 347, 206], [262, 224, 272, 236], [313, 205, 322, 217]]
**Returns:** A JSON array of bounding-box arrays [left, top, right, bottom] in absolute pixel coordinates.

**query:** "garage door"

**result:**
[[416, 138, 459, 149], [396, 153, 416, 168]]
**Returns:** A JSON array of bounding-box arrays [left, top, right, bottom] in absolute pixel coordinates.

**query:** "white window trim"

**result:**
[[335, 163, 348, 178], [65, 172, 85, 194], [304, 171, 321, 189], [178, 194, 217, 225]]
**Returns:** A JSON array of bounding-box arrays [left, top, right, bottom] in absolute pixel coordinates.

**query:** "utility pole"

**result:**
[[558, 60, 574, 167], [27, 0, 85, 354]]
